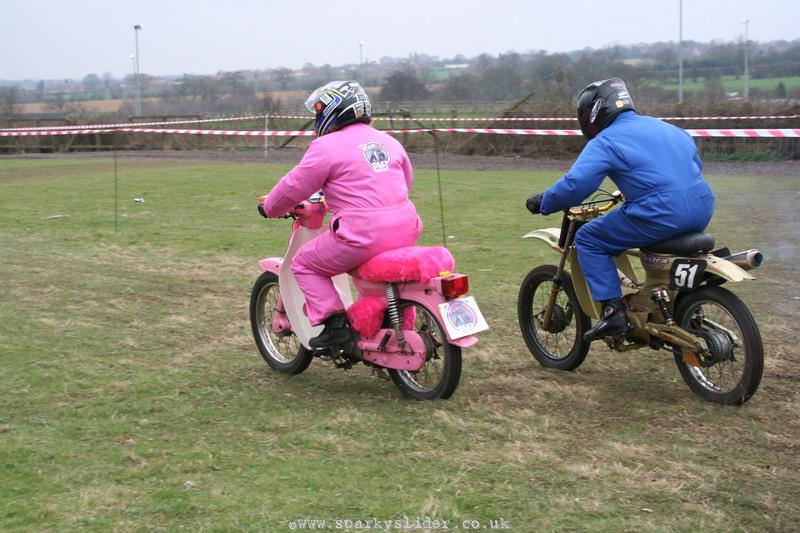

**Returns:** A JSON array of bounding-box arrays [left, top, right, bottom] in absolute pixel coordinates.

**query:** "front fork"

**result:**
[[541, 217, 578, 331]]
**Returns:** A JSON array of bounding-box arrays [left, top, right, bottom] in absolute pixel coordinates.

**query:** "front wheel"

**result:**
[[250, 271, 313, 374], [518, 265, 591, 370], [388, 301, 462, 400], [673, 286, 763, 405]]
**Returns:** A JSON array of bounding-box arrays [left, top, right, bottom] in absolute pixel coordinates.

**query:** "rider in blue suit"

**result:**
[[526, 78, 715, 341]]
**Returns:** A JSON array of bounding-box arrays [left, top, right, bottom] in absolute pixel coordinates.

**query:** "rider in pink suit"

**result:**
[[261, 81, 423, 347]]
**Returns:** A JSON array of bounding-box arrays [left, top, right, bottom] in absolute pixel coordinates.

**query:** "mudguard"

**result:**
[[523, 228, 562, 252], [258, 257, 283, 275], [704, 254, 757, 282]]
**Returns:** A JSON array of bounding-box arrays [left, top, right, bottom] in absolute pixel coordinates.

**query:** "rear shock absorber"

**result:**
[[651, 287, 675, 325], [385, 283, 406, 346]]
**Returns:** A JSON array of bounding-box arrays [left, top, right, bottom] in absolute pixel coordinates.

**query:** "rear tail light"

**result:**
[[441, 274, 469, 299]]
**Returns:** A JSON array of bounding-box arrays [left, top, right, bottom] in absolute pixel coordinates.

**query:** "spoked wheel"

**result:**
[[250, 272, 313, 374], [673, 286, 763, 405], [518, 264, 591, 370], [389, 301, 462, 400]]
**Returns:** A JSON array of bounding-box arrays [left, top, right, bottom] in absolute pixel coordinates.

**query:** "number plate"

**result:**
[[669, 259, 707, 290], [438, 296, 490, 340]]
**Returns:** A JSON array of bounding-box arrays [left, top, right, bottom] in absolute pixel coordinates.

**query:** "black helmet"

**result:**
[[305, 80, 372, 136], [576, 78, 636, 140]]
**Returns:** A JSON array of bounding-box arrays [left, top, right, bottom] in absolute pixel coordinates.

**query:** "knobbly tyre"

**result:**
[[250, 193, 488, 400], [518, 190, 764, 404]]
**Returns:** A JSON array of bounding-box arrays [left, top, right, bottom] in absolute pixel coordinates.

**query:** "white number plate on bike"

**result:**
[[438, 296, 490, 339], [670, 259, 707, 290]]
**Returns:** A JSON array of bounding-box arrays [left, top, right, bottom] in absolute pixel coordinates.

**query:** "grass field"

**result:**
[[1, 157, 798, 532], [655, 75, 800, 94]]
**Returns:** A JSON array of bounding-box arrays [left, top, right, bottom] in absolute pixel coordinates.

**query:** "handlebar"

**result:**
[[566, 190, 624, 218], [257, 194, 327, 220]]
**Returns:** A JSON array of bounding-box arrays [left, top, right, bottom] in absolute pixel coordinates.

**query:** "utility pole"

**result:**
[[742, 19, 750, 101], [678, 0, 684, 104], [359, 42, 364, 82], [134, 24, 142, 116]]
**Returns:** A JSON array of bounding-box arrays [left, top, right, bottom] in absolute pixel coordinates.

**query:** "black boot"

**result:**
[[309, 313, 352, 348], [584, 298, 631, 342]]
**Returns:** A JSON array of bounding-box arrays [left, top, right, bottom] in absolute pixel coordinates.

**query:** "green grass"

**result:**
[[653, 75, 800, 93], [1, 158, 799, 531]]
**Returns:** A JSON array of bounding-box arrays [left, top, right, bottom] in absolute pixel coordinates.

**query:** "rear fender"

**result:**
[[704, 254, 756, 283], [397, 282, 483, 346]]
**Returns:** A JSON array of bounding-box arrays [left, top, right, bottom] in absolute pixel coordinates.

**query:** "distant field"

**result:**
[[1, 157, 798, 531], [654, 75, 800, 94]]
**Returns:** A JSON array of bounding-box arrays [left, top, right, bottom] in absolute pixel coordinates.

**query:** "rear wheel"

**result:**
[[389, 301, 462, 400], [518, 265, 591, 370], [673, 286, 763, 404], [250, 272, 313, 374]]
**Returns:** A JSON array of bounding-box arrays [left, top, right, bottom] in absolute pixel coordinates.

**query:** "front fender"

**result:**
[[523, 228, 562, 253], [258, 257, 283, 276]]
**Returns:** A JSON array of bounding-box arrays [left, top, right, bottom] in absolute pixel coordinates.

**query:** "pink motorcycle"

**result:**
[[249, 194, 488, 400]]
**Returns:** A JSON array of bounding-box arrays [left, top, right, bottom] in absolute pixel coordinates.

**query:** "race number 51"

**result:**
[[669, 259, 707, 290]]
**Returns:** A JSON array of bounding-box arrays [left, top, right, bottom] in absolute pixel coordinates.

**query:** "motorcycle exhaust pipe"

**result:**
[[723, 249, 764, 270]]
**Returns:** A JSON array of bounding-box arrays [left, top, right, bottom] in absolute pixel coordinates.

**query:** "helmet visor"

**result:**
[[304, 81, 349, 113]]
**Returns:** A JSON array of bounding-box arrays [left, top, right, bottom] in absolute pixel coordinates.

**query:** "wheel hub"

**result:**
[[697, 329, 734, 367], [544, 304, 568, 334]]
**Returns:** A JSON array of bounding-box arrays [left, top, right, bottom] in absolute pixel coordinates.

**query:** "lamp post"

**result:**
[[129, 55, 136, 102], [359, 41, 364, 82], [678, 0, 684, 104], [742, 19, 750, 101], [133, 24, 142, 116]]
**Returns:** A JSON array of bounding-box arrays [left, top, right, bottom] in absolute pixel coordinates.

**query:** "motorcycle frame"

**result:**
[[524, 212, 756, 354]]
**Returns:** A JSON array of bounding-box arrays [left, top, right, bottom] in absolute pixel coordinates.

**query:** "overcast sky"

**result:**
[[1, 0, 797, 80]]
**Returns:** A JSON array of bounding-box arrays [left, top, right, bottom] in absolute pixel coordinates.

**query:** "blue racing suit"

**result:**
[[540, 111, 715, 302]]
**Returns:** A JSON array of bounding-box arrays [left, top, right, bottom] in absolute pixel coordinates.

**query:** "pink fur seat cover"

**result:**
[[347, 296, 418, 338], [356, 246, 455, 283]]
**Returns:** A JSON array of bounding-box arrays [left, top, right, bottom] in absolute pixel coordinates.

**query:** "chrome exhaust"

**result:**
[[723, 249, 764, 270]]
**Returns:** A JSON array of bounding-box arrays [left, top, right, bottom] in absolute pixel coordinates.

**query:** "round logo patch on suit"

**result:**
[[361, 142, 391, 173]]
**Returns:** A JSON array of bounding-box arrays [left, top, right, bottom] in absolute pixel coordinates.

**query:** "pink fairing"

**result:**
[[356, 246, 455, 283]]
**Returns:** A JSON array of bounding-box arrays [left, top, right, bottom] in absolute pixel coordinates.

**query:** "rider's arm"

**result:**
[[540, 137, 616, 215], [263, 141, 332, 217]]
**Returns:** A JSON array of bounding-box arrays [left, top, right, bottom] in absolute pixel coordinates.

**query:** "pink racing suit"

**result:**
[[263, 122, 423, 326]]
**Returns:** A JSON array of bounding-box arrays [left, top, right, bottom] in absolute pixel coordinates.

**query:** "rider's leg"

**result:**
[[293, 205, 423, 347], [291, 236, 358, 326], [576, 192, 715, 341], [574, 209, 655, 341]]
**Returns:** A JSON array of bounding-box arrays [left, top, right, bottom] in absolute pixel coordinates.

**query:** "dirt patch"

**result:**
[[3, 148, 799, 176]]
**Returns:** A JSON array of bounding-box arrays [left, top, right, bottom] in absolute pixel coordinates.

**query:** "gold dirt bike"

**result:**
[[518, 191, 764, 404]]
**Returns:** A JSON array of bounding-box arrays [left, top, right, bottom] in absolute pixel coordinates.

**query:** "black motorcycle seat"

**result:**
[[640, 232, 715, 256]]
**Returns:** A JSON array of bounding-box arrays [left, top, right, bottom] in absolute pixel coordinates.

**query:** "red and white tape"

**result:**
[[116, 127, 315, 137], [2, 127, 799, 138], [0, 128, 114, 137], [0, 114, 269, 133], [3, 112, 796, 133], [266, 113, 800, 122]]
